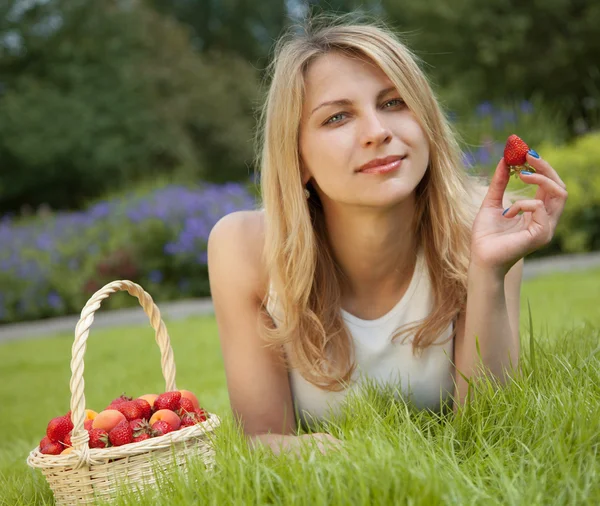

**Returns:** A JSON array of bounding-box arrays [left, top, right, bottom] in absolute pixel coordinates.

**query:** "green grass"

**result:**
[[1, 267, 600, 505]]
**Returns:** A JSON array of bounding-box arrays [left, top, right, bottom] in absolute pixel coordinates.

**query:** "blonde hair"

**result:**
[[255, 13, 524, 392]]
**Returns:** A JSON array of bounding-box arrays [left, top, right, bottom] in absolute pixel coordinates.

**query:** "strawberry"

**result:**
[[109, 394, 133, 406], [504, 134, 535, 177], [504, 134, 529, 166], [39, 436, 52, 449], [151, 420, 173, 437], [134, 398, 152, 420], [194, 408, 208, 422], [47, 415, 74, 443], [40, 440, 63, 455], [179, 397, 195, 415], [180, 413, 197, 428], [84, 419, 94, 431], [88, 428, 109, 449], [61, 432, 72, 447], [108, 420, 133, 447], [117, 401, 144, 421], [181, 408, 208, 427], [133, 433, 151, 443], [154, 391, 181, 412]]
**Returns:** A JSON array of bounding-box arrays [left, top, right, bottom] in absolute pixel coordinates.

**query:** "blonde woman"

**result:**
[[207, 15, 568, 456]]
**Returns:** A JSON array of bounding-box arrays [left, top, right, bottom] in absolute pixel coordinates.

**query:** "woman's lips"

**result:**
[[358, 157, 404, 174]]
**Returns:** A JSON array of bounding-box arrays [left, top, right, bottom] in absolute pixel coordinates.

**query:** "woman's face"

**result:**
[[299, 51, 430, 209]]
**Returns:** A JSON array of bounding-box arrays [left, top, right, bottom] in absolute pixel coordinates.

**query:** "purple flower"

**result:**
[[148, 270, 163, 283], [476, 101, 493, 117]]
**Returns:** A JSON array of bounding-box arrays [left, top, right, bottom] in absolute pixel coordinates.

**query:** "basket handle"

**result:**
[[69, 280, 177, 453]]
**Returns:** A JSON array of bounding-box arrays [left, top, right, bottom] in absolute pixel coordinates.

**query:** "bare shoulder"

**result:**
[[208, 209, 268, 301]]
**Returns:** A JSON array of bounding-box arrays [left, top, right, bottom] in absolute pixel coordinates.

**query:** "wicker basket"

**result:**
[[27, 280, 221, 505]]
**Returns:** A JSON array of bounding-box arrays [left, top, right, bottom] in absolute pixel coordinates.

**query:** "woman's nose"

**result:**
[[359, 111, 392, 147]]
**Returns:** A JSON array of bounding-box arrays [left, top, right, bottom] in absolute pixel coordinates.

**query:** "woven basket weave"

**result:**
[[26, 280, 221, 505]]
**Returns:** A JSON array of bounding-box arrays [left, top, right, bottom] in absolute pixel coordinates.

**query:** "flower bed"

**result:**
[[0, 182, 257, 323]]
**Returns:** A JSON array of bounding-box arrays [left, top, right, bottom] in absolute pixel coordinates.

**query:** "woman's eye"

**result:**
[[384, 98, 405, 108], [324, 113, 346, 125]]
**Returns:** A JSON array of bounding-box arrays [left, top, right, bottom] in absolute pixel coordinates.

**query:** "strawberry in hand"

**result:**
[[470, 148, 568, 277], [504, 134, 537, 179]]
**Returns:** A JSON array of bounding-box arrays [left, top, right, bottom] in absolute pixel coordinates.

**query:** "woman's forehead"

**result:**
[[302, 52, 395, 109]]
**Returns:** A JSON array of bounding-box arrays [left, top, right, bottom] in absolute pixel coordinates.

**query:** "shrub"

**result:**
[[536, 132, 600, 254], [0, 181, 258, 323]]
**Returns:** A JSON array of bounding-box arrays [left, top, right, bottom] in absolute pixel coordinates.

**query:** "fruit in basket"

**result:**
[[109, 394, 133, 406], [84, 409, 98, 421], [46, 415, 74, 443], [88, 428, 109, 449], [40, 437, 63, 455], [133, 398, 152, 420], [116, 401, 145, 421], [61, 447, 74, 455], [151, 420, 173, 436], [108, 420, 134, 446], [92, 410, 127, 431], [137, 394, 159, 409], [154, 391, 182, 411], [149, 409, 181, 430], [179, 390, 200, 410], [179, 397, 195, 414]]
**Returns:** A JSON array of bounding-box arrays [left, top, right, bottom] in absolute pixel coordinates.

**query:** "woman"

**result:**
[[207, 15, 568, 456]]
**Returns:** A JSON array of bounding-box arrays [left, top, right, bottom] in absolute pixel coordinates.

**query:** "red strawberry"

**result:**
[[133, 433, 151, 443], [61, 432, 72, 447], [47, 415, 74, 443], [194, 408, 208, 422], [40, 440, 63, 455], [504, 134, 529, 167], [84, 419, 94, 431], [180, 414, 197, 428], [109, 394, 133, 406], [88, 428, 109, 449], [134, 398, 152, 420], [117, 401, 144, 421], [151, 420, 173, 437], [108, 420, 133, 447], [39, 436, 52, 449], [179, 397, 195, 415], [154, 391, 181, 412]]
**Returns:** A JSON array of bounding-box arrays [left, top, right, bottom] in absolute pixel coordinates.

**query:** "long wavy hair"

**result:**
[[255, 14, 524, 392]]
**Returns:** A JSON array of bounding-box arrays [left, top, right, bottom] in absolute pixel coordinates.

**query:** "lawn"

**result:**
[[1, 266, 599, 505]]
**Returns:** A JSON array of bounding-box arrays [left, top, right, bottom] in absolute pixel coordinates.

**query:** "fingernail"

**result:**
[[520, 171, 533, 175], [527, 149, 540, 159], [502, 208, 510, 216]]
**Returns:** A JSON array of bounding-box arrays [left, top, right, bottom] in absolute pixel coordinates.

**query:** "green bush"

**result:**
[[536, 132, 600, 253], [0, 1, 260, 213]]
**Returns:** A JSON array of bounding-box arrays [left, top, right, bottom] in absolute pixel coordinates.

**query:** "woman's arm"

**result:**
[[453, 259, 523, 412]]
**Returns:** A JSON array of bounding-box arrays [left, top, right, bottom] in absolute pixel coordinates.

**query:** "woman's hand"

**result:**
[[470, 151, 568, 277]]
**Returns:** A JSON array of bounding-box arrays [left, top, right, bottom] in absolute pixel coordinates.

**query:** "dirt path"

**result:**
[[2, 251, 600, 343]]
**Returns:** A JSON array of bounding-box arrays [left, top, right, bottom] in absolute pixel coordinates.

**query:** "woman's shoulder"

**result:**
[[208, 209, 269, 302]]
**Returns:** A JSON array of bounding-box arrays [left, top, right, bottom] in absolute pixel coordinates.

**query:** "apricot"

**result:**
[[137, 394, 159, 408], [85, 409, 98, 421], [179, 390, 200, 410], [92, 410, 126, 431], [61, 447, 74, 455], [149, 409, 181, 431]]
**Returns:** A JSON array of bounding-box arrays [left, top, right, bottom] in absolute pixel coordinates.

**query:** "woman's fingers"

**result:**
[[525, 151, 567, 190]]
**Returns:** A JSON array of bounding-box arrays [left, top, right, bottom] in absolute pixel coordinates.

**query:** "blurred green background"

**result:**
[[1, 0, 599, 324]]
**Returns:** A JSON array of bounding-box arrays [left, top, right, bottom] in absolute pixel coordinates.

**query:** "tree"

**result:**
[[0, 0, 260, 211]]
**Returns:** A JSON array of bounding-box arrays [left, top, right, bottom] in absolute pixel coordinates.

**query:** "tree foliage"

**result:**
[[0, 0, 260, 211]]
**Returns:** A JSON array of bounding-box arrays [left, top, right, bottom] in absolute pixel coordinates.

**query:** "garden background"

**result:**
[[1, 0, 600, 324]]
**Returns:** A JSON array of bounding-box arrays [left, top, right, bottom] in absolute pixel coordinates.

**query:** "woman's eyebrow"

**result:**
[[309, 86, 397, 118]]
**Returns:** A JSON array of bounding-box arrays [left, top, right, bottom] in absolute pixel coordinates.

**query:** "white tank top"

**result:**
[[265, 246, 456, 429]]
